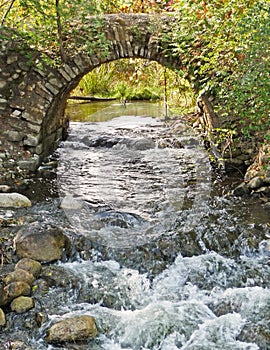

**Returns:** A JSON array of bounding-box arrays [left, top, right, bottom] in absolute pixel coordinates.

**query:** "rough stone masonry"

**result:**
[[0, 14, 180, 182]]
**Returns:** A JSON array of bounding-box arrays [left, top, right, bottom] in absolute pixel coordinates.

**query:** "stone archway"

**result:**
[[0, 14, 181, 180]]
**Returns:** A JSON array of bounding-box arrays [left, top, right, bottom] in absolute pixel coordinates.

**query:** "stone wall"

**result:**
[[0, 14, 181, 183]]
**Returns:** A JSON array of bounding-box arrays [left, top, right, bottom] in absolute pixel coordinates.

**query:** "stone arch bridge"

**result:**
[[0, 14, 182, 180]]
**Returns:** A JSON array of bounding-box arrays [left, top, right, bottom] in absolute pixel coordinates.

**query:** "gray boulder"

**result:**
[[0, 193, 31, 207]]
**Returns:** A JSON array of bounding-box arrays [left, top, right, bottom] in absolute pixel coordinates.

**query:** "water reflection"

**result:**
[[66, 101, 164, 122]]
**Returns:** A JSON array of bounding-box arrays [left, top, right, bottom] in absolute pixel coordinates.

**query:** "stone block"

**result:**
[[23, 135, 40, 147], [28, 123, 41, 133], [58, 68, 72, 82], [22, 111, 43, 125], [11, 109, 22, 118], [48, 73, 64, 88], [5, 130, 23, 142], [35, 144, 43, 155], [63, 64, 77, 79], [18, 155, 40, 172], [7, 55, 18, 64], [44, 82, 58, 95]]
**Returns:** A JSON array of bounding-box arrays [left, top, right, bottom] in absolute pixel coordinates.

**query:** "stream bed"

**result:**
[[1, 102, 270, 349]]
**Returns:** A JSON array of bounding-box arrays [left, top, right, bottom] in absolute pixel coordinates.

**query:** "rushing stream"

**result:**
[[2, 102, 270, 349]]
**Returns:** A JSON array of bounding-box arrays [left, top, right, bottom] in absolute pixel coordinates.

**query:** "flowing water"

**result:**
[[3, 102, 270, 349]]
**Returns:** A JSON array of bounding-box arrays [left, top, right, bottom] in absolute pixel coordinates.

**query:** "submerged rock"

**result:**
[[60, 195, 83, 210], [47, 315, 98, 344], [15, 258, 42, 278], [14, 225, 69, 262], [10, 296, 34, 314], [0, 193, 31, 208]]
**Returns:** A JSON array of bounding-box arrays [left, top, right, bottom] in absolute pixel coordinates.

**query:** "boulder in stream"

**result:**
[[0, 193, 31, 207], [10, 296, 35, 314], [47, 315, 98, 344], [14, 225, 70, 262]]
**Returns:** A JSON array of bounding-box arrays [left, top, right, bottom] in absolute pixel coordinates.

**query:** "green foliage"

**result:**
[[171, 0, 270, 138], [0, 0, 107, 64], [75, 58, 195, 111]]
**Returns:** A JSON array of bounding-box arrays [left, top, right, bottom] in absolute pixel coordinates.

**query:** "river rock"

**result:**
[[14, 225, 69, 262], [10, 296, 35, 313], [4, 281, 31, 301], [0, 193, 31, 207], [2, 340, 33, 350], [15, 258, 42, 277], [47, 315, 98, 344], [3, 269, 35, 286], [233, 182, 250, 196], [0, 287, 8, 306], [60, 195, 83, 210], [247, 176, 264, 190], [0, 185, 11, 192], [0, 307, 6, 326]]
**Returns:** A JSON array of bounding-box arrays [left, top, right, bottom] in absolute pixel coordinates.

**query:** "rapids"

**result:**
[[2, 102, 269, 349]]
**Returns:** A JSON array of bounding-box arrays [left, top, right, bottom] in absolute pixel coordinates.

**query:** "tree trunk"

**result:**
[[1, 0, 16, 26], [55, 0, 67, 63]]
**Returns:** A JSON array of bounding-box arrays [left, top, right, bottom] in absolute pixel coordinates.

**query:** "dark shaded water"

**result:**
[[1, 102, 270, 349]]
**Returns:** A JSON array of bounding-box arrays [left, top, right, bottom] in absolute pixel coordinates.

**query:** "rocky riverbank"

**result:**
[[193, 95, 270, 206], [0, 114, 270, 349]]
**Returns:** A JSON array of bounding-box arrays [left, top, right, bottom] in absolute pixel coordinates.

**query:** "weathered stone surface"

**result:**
[[10, 296, 35, 314], [233, 182, 250, 196], [0, 193, 31, 208], [17, 155, 40, 172], [14, 225, 69, 262], [5, 130, 23, 141], [3, 269, 35, 286], [0, 14, 180, 182], [247, 176, 264, 190], [0, 307, 6, 326], [23, 135, 40, 147], [15, 258, 42, 278], [47, 315, 98, 344], [4, 281, 31, 301]]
